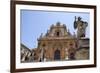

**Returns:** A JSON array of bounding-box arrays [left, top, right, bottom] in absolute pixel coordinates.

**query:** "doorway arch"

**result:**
[[54, 49, 60, 60]]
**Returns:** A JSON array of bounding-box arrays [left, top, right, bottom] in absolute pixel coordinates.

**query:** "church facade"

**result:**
[[36, 22, 77, 61]]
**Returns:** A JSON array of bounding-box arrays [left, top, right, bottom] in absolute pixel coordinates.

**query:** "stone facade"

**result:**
[[33, 22, 78, 62], [21, 20, 89, 62]]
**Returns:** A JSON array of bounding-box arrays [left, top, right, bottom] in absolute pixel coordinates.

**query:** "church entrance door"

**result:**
[[54, 49, 60, 60]]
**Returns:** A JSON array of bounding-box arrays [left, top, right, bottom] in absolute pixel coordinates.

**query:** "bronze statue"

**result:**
[[74, 16, 88, 38]]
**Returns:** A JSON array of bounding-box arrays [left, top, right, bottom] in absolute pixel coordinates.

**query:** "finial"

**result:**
[[56, 22, 60, 26], [40, 33, 43, 38], [51, 24, 54, 28]]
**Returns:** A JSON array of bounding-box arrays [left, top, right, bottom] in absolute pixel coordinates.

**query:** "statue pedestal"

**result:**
[[78, 37, 89, 49]]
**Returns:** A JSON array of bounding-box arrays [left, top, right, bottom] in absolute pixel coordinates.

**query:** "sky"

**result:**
[[21, 10, 90, 49]]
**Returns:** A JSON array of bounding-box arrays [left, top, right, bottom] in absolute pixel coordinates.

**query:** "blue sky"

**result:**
[[21, 10, 90, 49]]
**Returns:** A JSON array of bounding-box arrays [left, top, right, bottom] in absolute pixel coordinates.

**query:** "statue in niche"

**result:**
[[74, 16, 88, 38]]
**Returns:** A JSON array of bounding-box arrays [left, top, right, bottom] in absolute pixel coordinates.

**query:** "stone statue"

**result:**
[[74, 16, 88, 38], [40, 33, 43, 38]]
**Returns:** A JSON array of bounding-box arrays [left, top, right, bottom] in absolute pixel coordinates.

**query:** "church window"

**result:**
[[42, 44, 45, 47], [70, 43, 73, 46], [70, 43, 73, 48], [56, 31, 60, 37]]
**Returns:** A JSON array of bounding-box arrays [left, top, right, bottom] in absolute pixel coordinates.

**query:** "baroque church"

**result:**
[[35, 22, 77, 61], [21, 17, 89, 62]]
